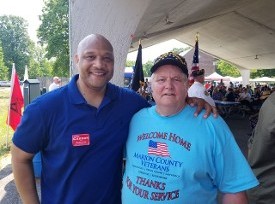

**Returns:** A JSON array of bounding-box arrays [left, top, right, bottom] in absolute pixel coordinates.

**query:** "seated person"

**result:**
[[259, 90, 271, 102], [212, 87, 224, 101], [224, 88, 237, 102], [238, 87, 254, 112]]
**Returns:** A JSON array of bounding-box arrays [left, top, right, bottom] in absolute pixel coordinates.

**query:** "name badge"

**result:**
[[72, 134, 90, 146]]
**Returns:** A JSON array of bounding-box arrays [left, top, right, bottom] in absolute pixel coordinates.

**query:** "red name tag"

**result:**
[[72, 134, 90, 146]]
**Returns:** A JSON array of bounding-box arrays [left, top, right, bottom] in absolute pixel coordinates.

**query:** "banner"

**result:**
[[6, 64, 24, 130], [131, 41, 144, 92]]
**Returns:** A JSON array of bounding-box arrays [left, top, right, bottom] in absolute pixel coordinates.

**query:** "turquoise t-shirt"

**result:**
[[122, 105, 258, 204]]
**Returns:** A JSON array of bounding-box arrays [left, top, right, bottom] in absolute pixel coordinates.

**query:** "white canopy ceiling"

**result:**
[[129, 0, 275, 71]]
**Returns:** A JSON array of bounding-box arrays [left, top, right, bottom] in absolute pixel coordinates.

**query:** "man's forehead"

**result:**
[[83, 49, 113, 55], [78, 35, 113, 54]]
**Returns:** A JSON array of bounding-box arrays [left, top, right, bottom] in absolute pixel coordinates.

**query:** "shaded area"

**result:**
[[225, 115, 252, 158]]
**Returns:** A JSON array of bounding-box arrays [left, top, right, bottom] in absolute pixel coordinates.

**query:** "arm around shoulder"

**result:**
[[187, 96, 218, 118], [11, 143, 40, 204]]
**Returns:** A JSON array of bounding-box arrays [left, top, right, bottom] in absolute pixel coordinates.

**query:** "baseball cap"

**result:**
[[191, 66, 205, 77], [150, 52, 188, 76]]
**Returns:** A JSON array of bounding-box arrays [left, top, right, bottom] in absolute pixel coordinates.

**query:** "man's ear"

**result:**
[[74, 55, 79, 65]]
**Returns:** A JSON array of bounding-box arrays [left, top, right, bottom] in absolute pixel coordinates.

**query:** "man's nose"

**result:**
[[94, 57, 103, 68], [165, 79, 173, 89]]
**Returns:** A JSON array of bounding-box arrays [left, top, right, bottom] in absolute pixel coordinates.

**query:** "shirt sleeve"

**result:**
[[188, 84, 216, 106]]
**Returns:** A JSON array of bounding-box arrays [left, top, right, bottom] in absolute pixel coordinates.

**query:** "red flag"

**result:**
[[7, 64, 24, 130]]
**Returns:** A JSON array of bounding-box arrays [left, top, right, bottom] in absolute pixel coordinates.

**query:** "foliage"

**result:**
[[250, 68, 275, 78], [29, 44, 53, 78], [216, 60, 241, 77], [143, 61, 153, 77], [38, 0, 69, 77], [0, 44, 9, 80], [126, 60, 153, 77], [216, 59, 275, 78], [125, 60, 135, 68], [0, 15, 32, 79]]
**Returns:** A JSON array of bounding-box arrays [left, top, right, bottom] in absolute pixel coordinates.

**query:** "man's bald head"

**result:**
[[74, 34, 115, 92], [76, 34, 113, 56]]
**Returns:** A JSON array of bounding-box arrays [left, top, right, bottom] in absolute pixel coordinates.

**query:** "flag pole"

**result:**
[[6, 63, 15, 148], [6, 121, 10, 148], [138, 39, 142, 91]]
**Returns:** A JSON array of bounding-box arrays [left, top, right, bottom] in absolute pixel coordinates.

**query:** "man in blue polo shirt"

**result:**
[[11, 34, 216, 204]]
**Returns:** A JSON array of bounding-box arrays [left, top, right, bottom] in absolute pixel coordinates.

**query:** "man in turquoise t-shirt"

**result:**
[[122, 52, 258, 204]]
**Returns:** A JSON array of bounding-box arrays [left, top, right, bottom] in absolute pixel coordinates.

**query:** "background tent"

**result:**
[[225, 76, 243, 82], [205, 72, 230, 81], [250, 77, 275, 82]]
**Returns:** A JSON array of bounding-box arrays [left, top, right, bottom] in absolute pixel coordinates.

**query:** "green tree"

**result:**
[[0, 44, 9, 80], [216, 60, 241, 77], [38, 0, 69, 77], [125, 60, 152, 77], [143, 61, 153, 77], [29, 44, 53, 78], [250, 69, 275, 78], [0, 15, 32, 79], [216, 59, 275, 78], [125, 60, 135, 67]]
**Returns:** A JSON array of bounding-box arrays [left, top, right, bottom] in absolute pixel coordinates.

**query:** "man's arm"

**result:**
[[11, 143, 40, 204], [187, 97, 218, 118], [222, 192, 248, 204]]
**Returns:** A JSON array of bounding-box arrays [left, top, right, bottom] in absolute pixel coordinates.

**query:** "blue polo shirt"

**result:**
[[13, 75, 149, 204]]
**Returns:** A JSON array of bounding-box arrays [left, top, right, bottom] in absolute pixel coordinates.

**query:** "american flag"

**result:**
[[189, 33, 200, 84], [148, 140, 170, 157]]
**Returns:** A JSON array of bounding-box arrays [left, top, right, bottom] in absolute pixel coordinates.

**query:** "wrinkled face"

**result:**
[[151, 65, 188, 108], [74, 35, 114, 90]]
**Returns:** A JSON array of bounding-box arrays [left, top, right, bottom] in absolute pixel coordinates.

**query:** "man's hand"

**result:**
[[187, 97, 218, 118]]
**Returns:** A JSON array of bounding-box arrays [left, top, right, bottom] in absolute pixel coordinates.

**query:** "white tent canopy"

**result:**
[[225, 76, 243, 82], [205, 72, 230, 81], [250, 77, 275, 82]]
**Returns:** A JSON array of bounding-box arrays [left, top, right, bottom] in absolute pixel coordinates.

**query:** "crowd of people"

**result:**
[[138, 71, 274, 115], [210, 83, 273, 104]]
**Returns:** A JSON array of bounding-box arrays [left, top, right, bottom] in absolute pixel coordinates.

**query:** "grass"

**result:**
[[0, 87, 14, 158]]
